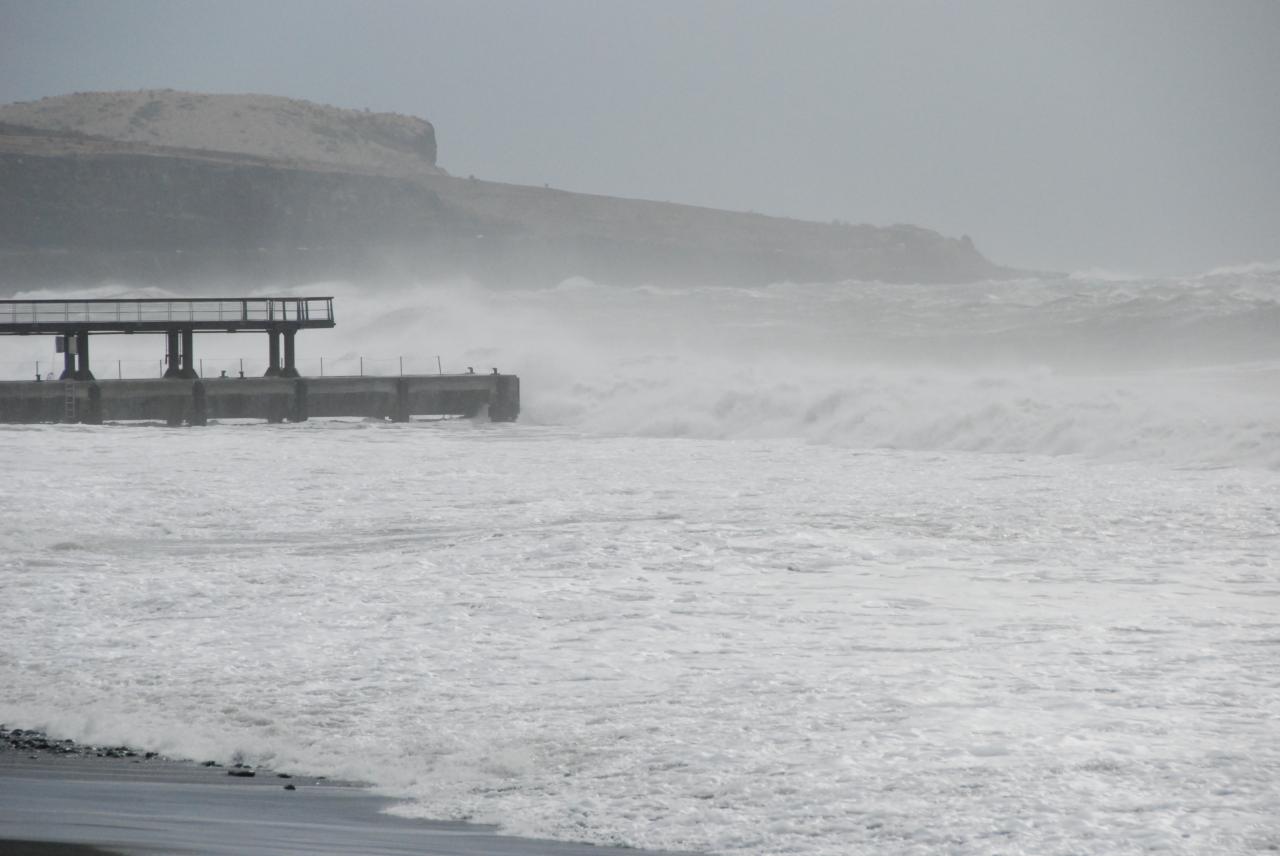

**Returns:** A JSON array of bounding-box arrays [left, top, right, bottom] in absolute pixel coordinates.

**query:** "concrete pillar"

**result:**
[[74, 332, 94, 380], [281, 329, 299, 378], [163, 331, 182, 378], [264, 330, 282, 377], [179, 329, 198, 379], [60, 338, 76, 380]]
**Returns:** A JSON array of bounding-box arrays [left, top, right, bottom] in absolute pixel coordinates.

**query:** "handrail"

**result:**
[[0, 296, 334, 304], [0, 297, 334, 326]]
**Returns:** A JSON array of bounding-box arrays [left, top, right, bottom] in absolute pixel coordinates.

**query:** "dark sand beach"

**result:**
[[0, 729, 690, 856]]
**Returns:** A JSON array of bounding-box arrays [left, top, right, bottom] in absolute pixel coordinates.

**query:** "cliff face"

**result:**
[[0, 93, 1008, 290], [0, 90, 439, 176]]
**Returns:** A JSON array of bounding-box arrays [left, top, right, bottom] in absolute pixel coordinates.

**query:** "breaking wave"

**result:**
[[325, 271, 1280, 469], [4, 270, 1278, 468]]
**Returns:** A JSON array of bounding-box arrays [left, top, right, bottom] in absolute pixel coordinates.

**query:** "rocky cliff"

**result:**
[[0, 90, 438, 175], [0, 92, 1009, 290]]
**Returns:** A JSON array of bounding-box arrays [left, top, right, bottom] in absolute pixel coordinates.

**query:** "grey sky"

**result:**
[[2, 0, 1277, 273]]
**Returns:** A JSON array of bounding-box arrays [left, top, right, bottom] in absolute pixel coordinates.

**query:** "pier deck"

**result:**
[[0, 374, 520, 425], [0, 295, 520, 424]]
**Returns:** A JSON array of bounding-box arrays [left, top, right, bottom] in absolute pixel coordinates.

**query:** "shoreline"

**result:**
[[1, 726, 690, 856]]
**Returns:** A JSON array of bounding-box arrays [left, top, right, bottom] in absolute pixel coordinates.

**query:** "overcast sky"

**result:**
[[2, 0, 1277, 273]]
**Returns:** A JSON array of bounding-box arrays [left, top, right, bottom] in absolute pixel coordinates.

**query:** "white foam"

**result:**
[[1, 424, 1276, 855], [3, 270, 1280, 853]]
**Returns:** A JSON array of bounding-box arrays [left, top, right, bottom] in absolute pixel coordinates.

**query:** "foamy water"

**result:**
[[2, 270, 1279, 854]]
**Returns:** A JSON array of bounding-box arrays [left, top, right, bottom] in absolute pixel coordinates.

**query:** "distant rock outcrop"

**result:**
[[0, 91, 1013, 289], [0, 90, 439, 175]]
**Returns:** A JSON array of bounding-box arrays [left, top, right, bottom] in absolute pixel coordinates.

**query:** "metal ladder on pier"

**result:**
[[63, 382, 77, 423]]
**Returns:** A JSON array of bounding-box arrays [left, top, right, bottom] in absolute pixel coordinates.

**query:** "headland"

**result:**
[[0, 90, 1015, 290]]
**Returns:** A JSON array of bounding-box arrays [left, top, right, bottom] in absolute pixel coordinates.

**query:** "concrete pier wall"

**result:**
[[0, 374, 519, 425]]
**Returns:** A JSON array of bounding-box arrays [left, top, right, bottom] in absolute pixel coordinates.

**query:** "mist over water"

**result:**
[[314, 268, 1280, 466], [6, 267, 1280, 466]]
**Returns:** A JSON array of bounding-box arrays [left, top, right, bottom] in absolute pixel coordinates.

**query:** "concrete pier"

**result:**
[[0, 374, 520, 426], [0, 296, 520, 426]]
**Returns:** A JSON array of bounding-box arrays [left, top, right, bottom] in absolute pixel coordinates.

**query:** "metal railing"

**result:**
[[0, 297, 334, 326], [2, 355, 470, 381]]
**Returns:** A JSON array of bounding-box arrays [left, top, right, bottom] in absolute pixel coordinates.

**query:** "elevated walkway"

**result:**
[[0, 297, 334, 380]]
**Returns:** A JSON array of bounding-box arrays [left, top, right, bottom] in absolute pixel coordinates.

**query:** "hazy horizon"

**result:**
[[2, 0, 1278, 275]]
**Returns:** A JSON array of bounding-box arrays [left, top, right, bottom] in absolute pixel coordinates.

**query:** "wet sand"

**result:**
[[0, 735, 688, 856]]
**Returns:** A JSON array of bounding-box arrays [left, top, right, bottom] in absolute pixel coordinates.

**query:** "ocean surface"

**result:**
[[2, 267, 1279, 855]]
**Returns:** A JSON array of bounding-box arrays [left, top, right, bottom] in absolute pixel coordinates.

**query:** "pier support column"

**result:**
[[59, 338, 76, 380], [281, 329, 299, 378], [74, 332, 94, 380], [163, 331, 182, 378], [179, 329, 198, 379], [264, 330, 282, 377]]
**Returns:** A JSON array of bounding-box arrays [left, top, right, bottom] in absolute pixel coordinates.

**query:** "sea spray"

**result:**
[[309, 272, 1280, 466], [3, 271, 1277, 467]]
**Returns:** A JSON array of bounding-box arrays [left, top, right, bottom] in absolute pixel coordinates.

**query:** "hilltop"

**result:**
[[0, 91, 1010, 288], [0, 90, 439, 175]]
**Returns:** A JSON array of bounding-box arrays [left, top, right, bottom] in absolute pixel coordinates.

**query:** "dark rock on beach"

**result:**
[[2, 724, 694, 855]]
